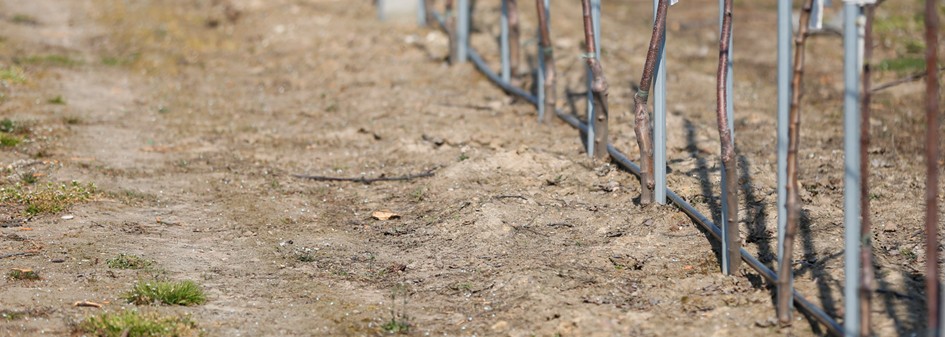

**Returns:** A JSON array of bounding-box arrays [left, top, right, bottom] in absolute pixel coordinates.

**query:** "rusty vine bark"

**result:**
[[507, 0, 520, 81], [716, 0, 740, 275], [535, 0, 555, 122], [581, 0, 609, 160], [778, 0, 815, 325], [445, 0, 457, 63], [859, 1, 885, 334], [924, 0, 941, 333], [424, 0, 435, 25]]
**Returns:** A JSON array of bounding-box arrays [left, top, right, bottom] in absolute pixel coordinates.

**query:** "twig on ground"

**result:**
[[871, 67, 945, 92], [292, 170, 436, 184], [0, 251, 39, 259], [494, 195, 528, 201]]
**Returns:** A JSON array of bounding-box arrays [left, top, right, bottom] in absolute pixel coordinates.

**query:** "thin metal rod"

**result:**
[[536, 0, 554, 123], [843, 3, 863, 336], [537, 31, 545, 121], [653, 0, 667, 205], [456, 0, 469, 64], [500, 0, 511, 83], [776, 0, 793, 317], [468, 49, 539, 105], [378, 0, 386, 20], [417, 0, 427, 26], [585, 0, 601, 157]]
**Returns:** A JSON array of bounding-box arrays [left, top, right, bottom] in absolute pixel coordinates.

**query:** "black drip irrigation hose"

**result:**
[[427, 9, 844, 337], [467, 49, 539, 105]]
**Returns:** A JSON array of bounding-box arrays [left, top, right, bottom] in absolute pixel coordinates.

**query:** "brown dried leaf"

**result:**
[[73, 300, 103, 308], [371, 210, 400, 220]]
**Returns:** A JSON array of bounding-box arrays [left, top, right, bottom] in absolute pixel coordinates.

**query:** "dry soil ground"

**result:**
[[0, 0, 942, 336]]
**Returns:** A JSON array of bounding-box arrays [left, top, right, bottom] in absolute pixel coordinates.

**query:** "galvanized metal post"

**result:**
[[776, 0, 793, 314], [500, 0, 511, 83], [456, 0, 470, 64], [843, 3, 863, 336], [719, 0, 736, 275], [417, 0, 427, 26], [537, 0, 550, 122], [585, 0, 601, 156], [378, 0, 386, 21], [653, 0, 667, 205]]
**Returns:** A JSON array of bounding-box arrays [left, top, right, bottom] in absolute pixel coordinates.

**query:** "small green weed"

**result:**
[[0, 133, 21, 147], [902, 247, 917, 262], [20, 172, 38, 185], [383, 284, 411, 334], [101, 53, 140, 67], [18, 55, 80, 67], [107, 254, 153, 270], [297, 252, 316, 262], [451, 282, 473, 292], [8, 268, 40, 281], [10, 14, 38, 25], [0, 66, 26, 84], [1, 307, 52, 321], [458, 153, 469, 161], [410, 187, 425, 202], [124, 280, 206, 306], [63, 116, 82, 125], [0, 118, 15, 132], [382, 318, 410, 334], [47, 95, 66, 105], [78, 310, 199, 337], [877, 57, 925, 73], [0, 181, 95, 215]]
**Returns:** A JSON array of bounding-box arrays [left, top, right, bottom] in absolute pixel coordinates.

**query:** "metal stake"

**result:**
[[719, 0, 736, 275], [653, 0, 668, 205], [843, 3, 864, 336], [585, 0, 601, 157], [500, 0, 511, 83], [776, 0, 794, 315], [456, 0, 470, 64], [417, 0, 427, 26]]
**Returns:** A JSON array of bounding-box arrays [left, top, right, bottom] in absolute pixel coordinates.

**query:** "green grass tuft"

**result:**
[[0, 181, 96, 215], [107, 254, 153, 270], [78, 310, 200, 337], [0, 66, 26, 84], [382, 318, 411, 334], [877, 57, 925, 73], [7, 268, 40, 281], [10, 14, 38, 25], [20, 172, 38, 185], [0, 133, 21, 147], [47, 95, 66, 105], [18, 55, 80, 67], [124, 280, 206, 306], [0, 119, 14, 133]]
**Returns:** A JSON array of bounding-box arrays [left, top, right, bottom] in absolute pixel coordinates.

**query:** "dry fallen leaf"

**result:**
[[73, 300, 103, 308], [371, 210, 400, 220]]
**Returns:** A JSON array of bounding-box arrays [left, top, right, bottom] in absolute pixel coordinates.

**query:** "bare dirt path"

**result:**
[[0, 0, 937, 336]]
